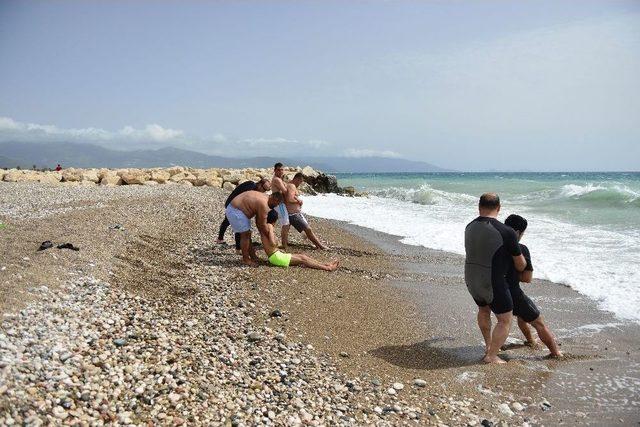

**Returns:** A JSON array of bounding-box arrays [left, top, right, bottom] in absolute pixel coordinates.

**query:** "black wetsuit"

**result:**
[[218, 181, 257, 249], [506, 244, 540, 322], [464, 216, 522, 314]]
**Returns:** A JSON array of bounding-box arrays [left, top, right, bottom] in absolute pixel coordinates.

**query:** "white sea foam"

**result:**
[[304, 193, 640, 323]]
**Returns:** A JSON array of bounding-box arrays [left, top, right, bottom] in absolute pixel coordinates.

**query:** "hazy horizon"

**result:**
[[1, 1, 639, 172]]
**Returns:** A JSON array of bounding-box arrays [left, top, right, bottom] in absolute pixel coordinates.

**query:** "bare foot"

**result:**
[[524, 340, 540, 349], [241, 259, 258, 267], [482, 355, 507, 364], [325, 260, 340, 271], [543, 352, 564, 359]]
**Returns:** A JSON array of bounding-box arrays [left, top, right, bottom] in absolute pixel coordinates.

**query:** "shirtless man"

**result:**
[[284, 172, 327, 250], [259, 217, 339, 271], [226, 190, 283, 266], [271, 163, 291, 249]]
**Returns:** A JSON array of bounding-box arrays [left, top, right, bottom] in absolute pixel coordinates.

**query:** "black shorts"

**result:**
[[511, 288, 540, 322], [474, 282, 513, 315], [289, 213, 309, 233]]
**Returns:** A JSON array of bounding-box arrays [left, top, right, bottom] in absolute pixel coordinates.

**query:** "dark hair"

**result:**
[[267, 209, 278, 224], [479, 193, 500, 209], [274, 162, 283, 169], [270, 191, 284, 203], [505, 214, 528, 233], [257, 178, 269, 187], [293, 172, 304, 180]]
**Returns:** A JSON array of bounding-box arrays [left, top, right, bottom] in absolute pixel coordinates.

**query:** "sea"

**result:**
[[303, 172, 640, 323]]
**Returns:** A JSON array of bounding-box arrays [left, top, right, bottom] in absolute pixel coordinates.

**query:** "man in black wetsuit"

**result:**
[[464, 193, 527, 364], [504, 214, 562, 358], [216, 178, 271, 250]]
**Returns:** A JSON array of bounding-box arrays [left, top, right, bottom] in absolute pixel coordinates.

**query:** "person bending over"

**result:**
[[259, 217, 339, 271], [284, 172, 327, 250], [464, 193, 527, 364], [504, 214, 563, 358], [226, 191, 282, 267], [217, 178, 271, 251]]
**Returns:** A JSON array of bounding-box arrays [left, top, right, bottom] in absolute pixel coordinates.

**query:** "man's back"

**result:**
[[230, 191, 268, 218], [464, 216, 520, 304], [225, 181, 257, 207]]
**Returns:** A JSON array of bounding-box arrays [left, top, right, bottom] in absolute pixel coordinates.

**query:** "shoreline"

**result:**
[[1, 182, 638, 425]]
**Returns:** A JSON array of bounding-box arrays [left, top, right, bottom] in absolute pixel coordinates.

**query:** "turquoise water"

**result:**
[[304, 172, 640, 322]]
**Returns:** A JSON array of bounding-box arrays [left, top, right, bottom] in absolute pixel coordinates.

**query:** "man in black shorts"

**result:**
[[217, 178, 271, 250], [464, 193, 527, 364], [504, 214, 562, 358]]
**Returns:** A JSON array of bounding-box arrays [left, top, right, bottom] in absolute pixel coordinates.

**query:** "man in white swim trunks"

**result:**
[[271, 162, 291, 249], [226, 190, 283, 267], [285, 172, 327, 250]]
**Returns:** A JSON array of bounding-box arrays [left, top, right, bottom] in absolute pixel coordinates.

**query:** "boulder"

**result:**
[[302, 166, 319, 179], [81, 169, 100, 183], [166, 166, 185, 176], [39, 172, 62, 185], [343, 186, 356, 196], [119, 169, 149, 185], [3, 170, 39, 182], [150, 170, 171, 184], [204, 177, 224, 188], [79, 180, 96, 187], [0, 170, 5, 181], [169, 171, 197, 183], [304, 173, 341, 194], [61, 168, 83, 182], [223, 182, 236, 191], [179, 180, 193, 187], [222, 173, 244, 185], [298, 182, 317, 196], [97, 169, 111, 181], [143, 180, 158, 186], [100, 173, 122, 186]]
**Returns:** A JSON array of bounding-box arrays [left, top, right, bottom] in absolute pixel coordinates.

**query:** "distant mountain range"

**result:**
[[0, 141, 449, 173]]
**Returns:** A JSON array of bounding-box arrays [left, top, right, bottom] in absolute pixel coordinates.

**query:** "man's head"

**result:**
[[292, 172, 304, 186], [256, 178, 271, 192], [267, 209, 278, 225], [505, 214, 527, 241], [273, 162, 284, 178], [268, 191, 284, 208], [478, 193, 500, 217]]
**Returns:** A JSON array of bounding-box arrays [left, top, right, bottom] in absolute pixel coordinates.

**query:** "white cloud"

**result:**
[[343, 148, 401, 158], [0, 116, 185, 146]]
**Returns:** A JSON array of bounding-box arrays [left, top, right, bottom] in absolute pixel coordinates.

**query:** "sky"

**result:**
[[0, 0, 639, 171]]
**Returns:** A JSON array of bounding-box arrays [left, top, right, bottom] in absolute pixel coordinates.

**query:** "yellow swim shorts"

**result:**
[[268, 250, 292, 267]]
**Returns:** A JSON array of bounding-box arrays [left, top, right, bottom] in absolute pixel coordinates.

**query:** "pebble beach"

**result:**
[[1, 180, 638, 426]]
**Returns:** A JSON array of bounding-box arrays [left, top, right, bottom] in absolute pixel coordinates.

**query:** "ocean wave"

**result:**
[[370, 184, 476, 206], [556, 183, 640, 207]]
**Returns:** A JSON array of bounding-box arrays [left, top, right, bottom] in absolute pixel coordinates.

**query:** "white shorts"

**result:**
[[276, 202, 289, 226], [225, 205, 251, 233]]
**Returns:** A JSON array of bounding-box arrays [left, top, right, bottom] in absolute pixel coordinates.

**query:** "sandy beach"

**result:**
[[1, 182, 638, 425]]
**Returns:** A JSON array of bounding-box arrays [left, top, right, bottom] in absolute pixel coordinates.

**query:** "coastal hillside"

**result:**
[[0, 141, 448, 173]]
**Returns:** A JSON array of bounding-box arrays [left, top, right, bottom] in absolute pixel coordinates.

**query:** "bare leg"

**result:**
[[289, 254, 339, 271], [477, 306, 492, 356], [304, 228, 327, 249], [239, 232, 257, 267], [484, 311, 512, 364], [530, 316, 563, 357], [517, 317, 537, 346], [281, 224, 290, 251]]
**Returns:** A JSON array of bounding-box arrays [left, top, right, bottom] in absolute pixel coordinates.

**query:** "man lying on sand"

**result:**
[[464, 193, 527, 364], [226, 190, 283, 266], [284, 172, 328, 250], [216, 178, 271, 251], [259, 220, 339, 271], [504, 214, 563, 358]]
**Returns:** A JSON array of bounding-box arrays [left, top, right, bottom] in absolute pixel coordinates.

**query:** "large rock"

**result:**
[[302, 166, 319, 179], [3, 170, 40, 182], [222, 173, 244, 185], [298, 182, 317, 195], [39, 172, 62, 185], [143, 180, 158, 186], [100, 173, 122, 186], [204, 177, 223, 188], [119, 169, 149, 185], [150, 170, 171, 184], [61, 168, 83, 182], [304, 173, 340, 194], [81, 169, 100, 183], [166, 166, 185, 176], [169, 171, 197, 184], [0, 170, 5, 181], [223, 182, 236, 191]]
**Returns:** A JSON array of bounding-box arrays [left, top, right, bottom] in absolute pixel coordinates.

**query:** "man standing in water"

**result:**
[[271, 162, 291, 249], [464, 193, 527, 364], [504, 214, 563, 358]]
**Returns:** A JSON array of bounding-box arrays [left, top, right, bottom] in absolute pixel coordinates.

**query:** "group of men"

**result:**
[[217, 163, 339, 271], [465, 193, 562, 363]]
